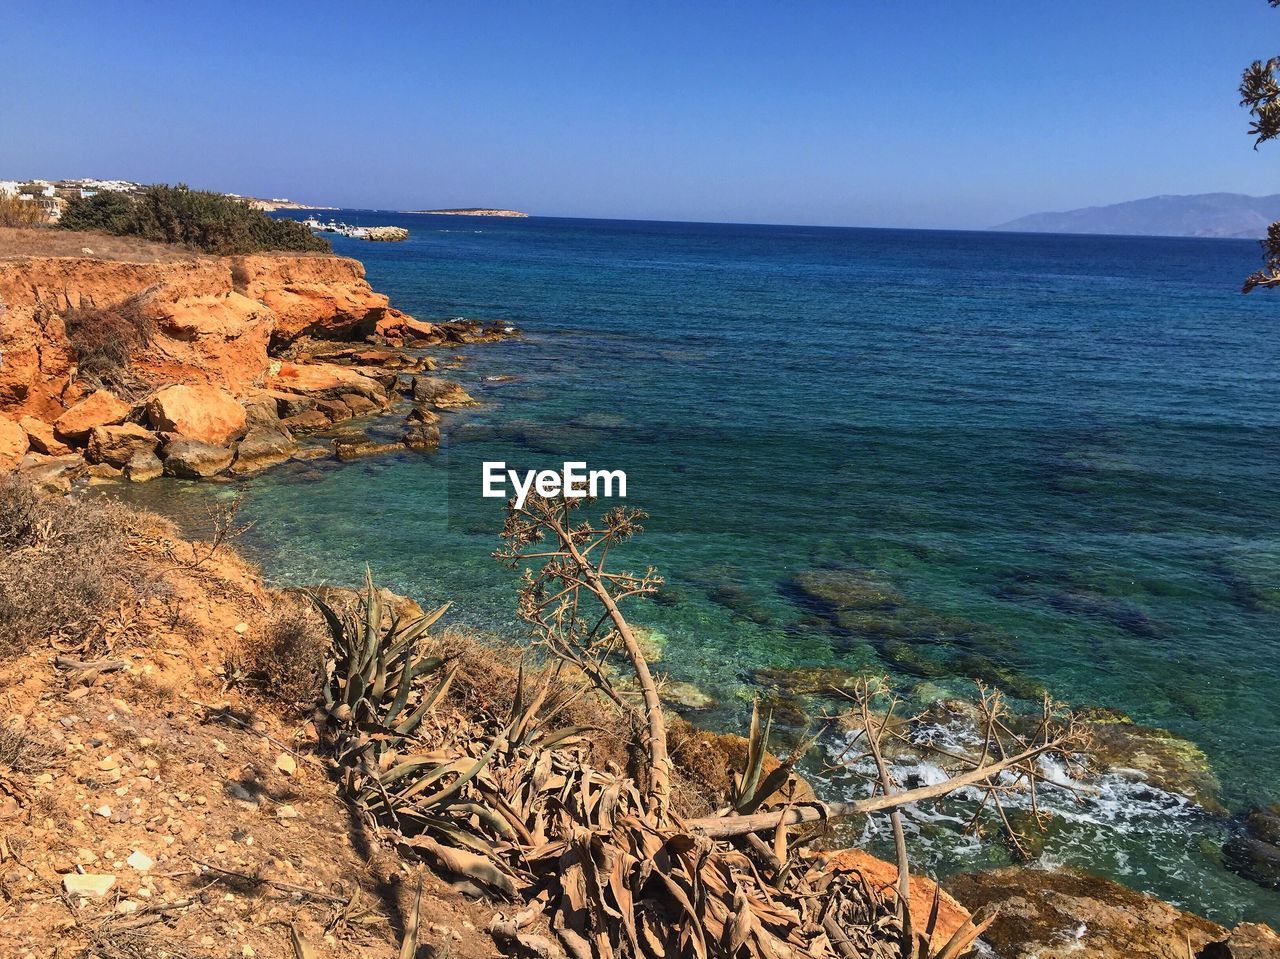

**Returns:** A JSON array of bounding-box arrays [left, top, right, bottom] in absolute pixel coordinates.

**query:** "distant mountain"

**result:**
[[993, 192, 1280, 239]]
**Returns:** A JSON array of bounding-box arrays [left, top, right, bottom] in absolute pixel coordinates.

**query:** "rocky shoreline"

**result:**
[[2, 234, 1277, 956], [0, 244, 517, 490]]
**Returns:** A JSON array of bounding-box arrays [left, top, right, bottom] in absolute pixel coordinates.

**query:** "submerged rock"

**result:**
[[945, 866, 1227, 959], [791, 568, 905, 614], [1076, 708, 1223, 813], [411, 376, 477, 409], [332, 432, 404, 461], [1223, 804, 1280, 890], [660, 680, 716, 711]]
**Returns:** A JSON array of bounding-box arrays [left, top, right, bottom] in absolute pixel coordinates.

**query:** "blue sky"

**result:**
[[2, 0, 1278, 228]]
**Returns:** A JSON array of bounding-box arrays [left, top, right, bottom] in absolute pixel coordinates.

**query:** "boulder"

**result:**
[[124, 450, 164, 483], [375, 309, 436, 341], [19, 415, 70, 456], [53, 390, 130, 443], [660, 680, 716, 710], [411, 376, 476, 409], [820, 849, 971, 951], [268, 361, 387, 403], [407, 405, 441, 426], [340, 392, 380, 416], [403, 421, 441, 451], [945, 866, 1227, 959], [18, 453, 85, 492], [86, 423, 160, 467], [1223, 804, 1280, 889], [332, 433, 404, 461], [272, 392, 315, 418], [146, 384, 247, 446], [230, 428, 297, 475], [161, 438, 234, 478], [281, 410, 332, 433], [0, 417, 28, 468], [1200, 923, 1280, 958], [316, 398, 353, 423]]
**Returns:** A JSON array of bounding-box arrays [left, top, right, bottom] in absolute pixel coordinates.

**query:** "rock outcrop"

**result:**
[[230, 254, 391, 343], [0, 252, 398, 419], [945, 866, 1227, 959]]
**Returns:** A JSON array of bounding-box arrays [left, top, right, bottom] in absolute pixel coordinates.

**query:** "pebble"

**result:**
[[63, 873, 116, 898], [275, 753, 297, 776]]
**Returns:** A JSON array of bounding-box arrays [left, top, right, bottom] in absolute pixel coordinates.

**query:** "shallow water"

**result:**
[[121, 213, 1280, 923]]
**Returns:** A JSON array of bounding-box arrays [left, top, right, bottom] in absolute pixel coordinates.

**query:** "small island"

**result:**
[[410, 207, 530, 217]]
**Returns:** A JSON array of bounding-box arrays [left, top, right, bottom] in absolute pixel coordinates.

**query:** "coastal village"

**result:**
[[0, 178, 318, 222]]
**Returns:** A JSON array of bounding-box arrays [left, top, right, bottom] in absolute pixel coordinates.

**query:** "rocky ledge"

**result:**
[[0, 248, 514, 487]]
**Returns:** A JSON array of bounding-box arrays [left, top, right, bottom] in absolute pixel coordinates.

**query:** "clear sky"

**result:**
[[3, 0, 1278, 228]]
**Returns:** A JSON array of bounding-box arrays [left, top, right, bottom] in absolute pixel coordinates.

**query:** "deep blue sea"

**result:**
[[126, 212, 1280, 924]]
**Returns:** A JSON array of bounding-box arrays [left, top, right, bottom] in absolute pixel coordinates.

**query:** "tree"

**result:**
[[59, 190, 134, 234], [1240, 0, 1280, 291]]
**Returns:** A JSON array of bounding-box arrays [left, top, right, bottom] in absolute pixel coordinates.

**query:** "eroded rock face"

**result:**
[[231, 254, 390, 343], [53, 390, 131, 443], [146, 385, 247, 447], [945, 866, 1226, 959], [0, 252, 410, 421], [136, 291, 274, 395]]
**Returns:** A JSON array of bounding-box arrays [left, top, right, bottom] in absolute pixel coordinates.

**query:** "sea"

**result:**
[[122, 211, 1280, 925]]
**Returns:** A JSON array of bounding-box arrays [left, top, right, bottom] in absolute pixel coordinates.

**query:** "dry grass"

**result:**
[[60, 293, 155, 395], [0, 226, 197, 262], [0, 721, 55, 773], [0, 477, 151, 656], [0, 196, 50, 228], [233, 595, 330, 709]]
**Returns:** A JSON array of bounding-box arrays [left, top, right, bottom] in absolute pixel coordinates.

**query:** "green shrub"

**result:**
[[58, 190, 135, 233], [59, 184, 330, 256]]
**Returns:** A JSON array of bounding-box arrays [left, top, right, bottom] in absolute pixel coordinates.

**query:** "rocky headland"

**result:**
[[0, 232, 514, 489]]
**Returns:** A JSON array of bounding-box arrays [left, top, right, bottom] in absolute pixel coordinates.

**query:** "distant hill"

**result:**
[[993, 193, 1280, 239]]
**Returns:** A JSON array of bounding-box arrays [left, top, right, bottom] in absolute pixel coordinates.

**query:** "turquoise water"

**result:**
[[127, 213, 1280, 923]]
